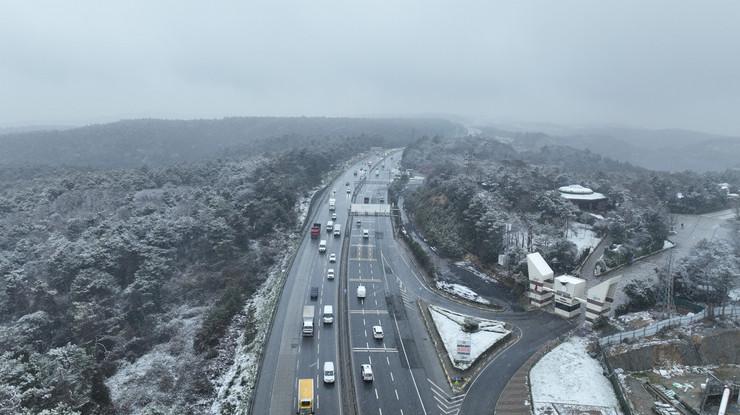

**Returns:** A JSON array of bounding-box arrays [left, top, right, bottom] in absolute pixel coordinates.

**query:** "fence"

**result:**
[[599, 305, 740, 347]]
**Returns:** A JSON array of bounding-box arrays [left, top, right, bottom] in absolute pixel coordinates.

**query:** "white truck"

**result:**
[[329, 198, 336, 211], [319, 240, 327, 253], [333, 224, 341, 238], [357, 285, 366, 299], [302, 305, 315, 336]]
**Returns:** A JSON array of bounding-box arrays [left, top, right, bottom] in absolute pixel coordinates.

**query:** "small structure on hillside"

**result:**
[[559, 185, 607, 210], [553, 275, 586, 318], [718, 182, 740, 199], [527, 252, 554, 308], [585, 275, 622, 324]]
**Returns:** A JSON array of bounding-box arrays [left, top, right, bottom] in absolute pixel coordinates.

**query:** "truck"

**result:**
[[319, 240, 327, 253], [302, 305, 315, 336], [297, 378, 314, 414], [310, 223, 321, 239], [333, 224, 341, 238], [328, 198, 336, 211]]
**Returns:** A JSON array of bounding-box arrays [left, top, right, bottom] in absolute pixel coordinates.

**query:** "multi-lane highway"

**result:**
[[251, 156, 369, 415], [252, 150, 573, 415]]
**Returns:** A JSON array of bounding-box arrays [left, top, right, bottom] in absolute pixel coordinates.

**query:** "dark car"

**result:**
[[310, 287, 319, 300]]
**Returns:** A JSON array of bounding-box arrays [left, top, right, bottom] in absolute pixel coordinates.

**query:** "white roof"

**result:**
[[558, 184, 606, 201], [555, 275, 586, 285], [558, 184, 593, 194], [554, 275, 586, 297], [527, 252, 554, 281]]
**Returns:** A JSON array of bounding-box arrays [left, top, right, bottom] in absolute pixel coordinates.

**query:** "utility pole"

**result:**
[[660, 248, 675, 318]]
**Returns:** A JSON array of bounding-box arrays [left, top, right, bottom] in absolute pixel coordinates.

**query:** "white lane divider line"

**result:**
[[427, 378, 465, 415], [351, 347, 399, 353]]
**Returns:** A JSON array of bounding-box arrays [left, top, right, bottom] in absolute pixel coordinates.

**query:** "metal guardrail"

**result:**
[[338, 216, 358, 415], [598, 305, 740, 347]]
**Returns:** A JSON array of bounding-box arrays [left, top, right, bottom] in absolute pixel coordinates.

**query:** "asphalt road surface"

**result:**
[[252, 152, 575, 415], [251, 157, 371, 415]]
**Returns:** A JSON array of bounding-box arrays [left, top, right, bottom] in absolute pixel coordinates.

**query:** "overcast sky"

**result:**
[[2, 1, 739, 135]]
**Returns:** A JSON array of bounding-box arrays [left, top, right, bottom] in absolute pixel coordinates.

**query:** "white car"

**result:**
[[346, 188, 351, 194], [331, 212, 337, 220], [323, 361, 335, 384], [329, 253, 336, 263], [372, 325, 384, 340], [327, 268, 335, 280], [361, 364, 373, 382], [363, 229, 369, 239]]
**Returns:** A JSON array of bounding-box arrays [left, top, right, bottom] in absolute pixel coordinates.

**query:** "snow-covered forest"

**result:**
[[401, 135, 739, 279], [0, 118, 451, 414]]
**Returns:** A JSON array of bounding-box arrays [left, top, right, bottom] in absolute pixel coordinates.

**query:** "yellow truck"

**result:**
[[297, 378, 314, 414]]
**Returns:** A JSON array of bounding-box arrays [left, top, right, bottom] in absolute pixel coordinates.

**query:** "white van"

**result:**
[[362, 229, 369, 239], [326, 220, 334, 232], [357, 285, 366, 299], [361, 364, 373, 382], [319, 240, 327, 253], [323, 305, 334, 324], [333, 224, 341, 238], [323, 361, 335, 384]]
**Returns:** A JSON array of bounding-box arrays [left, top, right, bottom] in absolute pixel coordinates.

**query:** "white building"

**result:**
[[585, 276, 622, 324], [558, 184, 607, 210], [527, 253, 554, 307], [553, 275, 586, 318]]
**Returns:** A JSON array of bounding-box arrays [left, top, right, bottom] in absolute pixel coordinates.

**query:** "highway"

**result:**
[[252, 151, 574, 415], [251, 156, 370, 415]]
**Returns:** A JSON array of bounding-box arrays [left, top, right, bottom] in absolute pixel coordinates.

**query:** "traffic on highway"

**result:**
[[251, 150, 569, 415]]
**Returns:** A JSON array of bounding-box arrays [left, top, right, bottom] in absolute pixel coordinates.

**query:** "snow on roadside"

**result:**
[[209, 244, 292, 415], [436, 280, 490, 305], [454, 261, 500, 283], [209, 170, 337, 414], [530, 337, 620, 415], [428, 305, 509, 370]]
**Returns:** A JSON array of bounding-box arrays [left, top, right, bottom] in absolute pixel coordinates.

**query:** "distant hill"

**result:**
[[0, 117, 462, 169], [479, 125, 740, 172], [0, 124, 76, 135]]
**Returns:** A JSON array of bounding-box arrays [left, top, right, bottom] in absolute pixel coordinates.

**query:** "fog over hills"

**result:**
[[0, 117, 462, 169], [479, 124, 740, 172]]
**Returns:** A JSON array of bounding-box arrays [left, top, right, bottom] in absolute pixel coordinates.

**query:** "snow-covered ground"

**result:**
[[454, 260, 500, 283], [597, 211, 734, 308], [530, 337, 621, 415], [209, 251, 289, 414], [428, 305, 509, 370], [210, 166, 352, 414], [566, 222, 601, 255], [435, 280, 490, 305]]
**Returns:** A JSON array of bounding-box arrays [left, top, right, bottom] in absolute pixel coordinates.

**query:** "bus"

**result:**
[[297, 378, 314, 414]]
